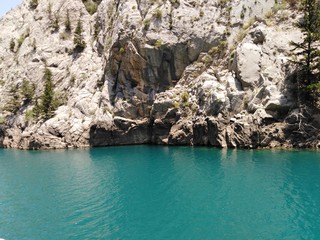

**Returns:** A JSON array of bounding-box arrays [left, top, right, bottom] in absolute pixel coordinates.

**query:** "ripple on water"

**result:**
[[0, 147, 319, 240]]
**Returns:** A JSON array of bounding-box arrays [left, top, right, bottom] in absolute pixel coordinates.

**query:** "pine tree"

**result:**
[[41, 68, 54, 119], [290, 0, 320, 105], [290, 0, 320, 84], [3, 84, 21, 113], [65, 10, 72, 32], [73, 18, 86, 52]]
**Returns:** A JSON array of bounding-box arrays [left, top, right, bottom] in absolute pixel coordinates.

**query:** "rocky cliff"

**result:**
[[0, 0, 319, 149]]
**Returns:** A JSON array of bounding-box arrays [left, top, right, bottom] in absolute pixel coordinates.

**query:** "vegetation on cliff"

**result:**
[[291, 0, 320, 107], [0, 0, 319, 149], [73, 18, 86, 52]]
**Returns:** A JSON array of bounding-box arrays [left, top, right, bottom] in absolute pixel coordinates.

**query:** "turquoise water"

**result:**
[[0, 146, 319, 239]]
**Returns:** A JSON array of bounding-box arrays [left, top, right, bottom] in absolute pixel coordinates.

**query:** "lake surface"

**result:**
[[0, 146, 319, 240]]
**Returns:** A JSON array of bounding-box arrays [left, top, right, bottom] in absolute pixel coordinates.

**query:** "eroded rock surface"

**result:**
[[0, 0, 318, 149]]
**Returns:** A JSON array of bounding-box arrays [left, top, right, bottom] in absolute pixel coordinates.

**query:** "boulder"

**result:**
[[168, 120, 193, 145], [249, 26, 266, 44], [235, 43, 262, 89]]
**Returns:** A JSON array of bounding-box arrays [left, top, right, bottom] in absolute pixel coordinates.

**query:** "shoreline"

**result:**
[[0, 142, 319, 151]]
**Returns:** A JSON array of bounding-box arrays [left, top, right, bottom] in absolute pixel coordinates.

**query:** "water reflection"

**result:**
[[278, 151, 320, 239]]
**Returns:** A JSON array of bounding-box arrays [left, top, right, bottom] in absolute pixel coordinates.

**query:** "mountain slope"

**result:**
[[0, 0, 319, 149]]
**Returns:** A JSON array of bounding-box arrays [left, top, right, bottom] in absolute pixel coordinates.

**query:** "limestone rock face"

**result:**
[[89, 117, 150, 146], [0, 0, 319, 149]]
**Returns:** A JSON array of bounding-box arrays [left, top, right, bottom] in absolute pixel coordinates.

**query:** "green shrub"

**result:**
[[52, 14, 60, 32], [0, 116, 6, 125], [21, 79, 35, 103], [144, 19, 151, 30], [154, 40, 162, 48], [181, 91, 189, 103], [153, 8, 162, 19], [9, 38, 15, 52], [264, 9, 274, 19], [191, 103, 198, 112], [65, 10, 72, 32], [83, 0, 98, 15], [199, 10, 204, 18], [242, 18, 255, 30], [235, 29, 247, 43], [17, 29, 30, 50], [3, 84, 21, 113], [201, 54, 213, 67], [51, 92, 67, 110], [32, 99, 42, 118], [70, 74, 76, 84], [173, 101, 179, 109], [25, 109, 34, 122], [209, 41, 227, 56], [29, 0, 38, 9], [17, 35, 25, 48]]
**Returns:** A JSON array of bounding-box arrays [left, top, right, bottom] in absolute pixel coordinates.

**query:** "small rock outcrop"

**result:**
[[90, 117, 150, 146]]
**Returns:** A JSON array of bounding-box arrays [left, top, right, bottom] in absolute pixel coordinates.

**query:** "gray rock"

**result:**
[[250, 27, 266, 44], [235, 42, 262, 89], [89, 117, 150, 146], [207, 117, 227, 148], [168, 119, 193, 145], [193, 117, 208, 146], [0, 0, 318, 149]]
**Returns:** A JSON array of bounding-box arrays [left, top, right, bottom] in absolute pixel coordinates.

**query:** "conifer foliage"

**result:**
[[41, 68, 55, 119], [73, 18, 86, 52], [65, 10, 72, 32], [291, 0, 320, 105], [32, 68, 65, 120]]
